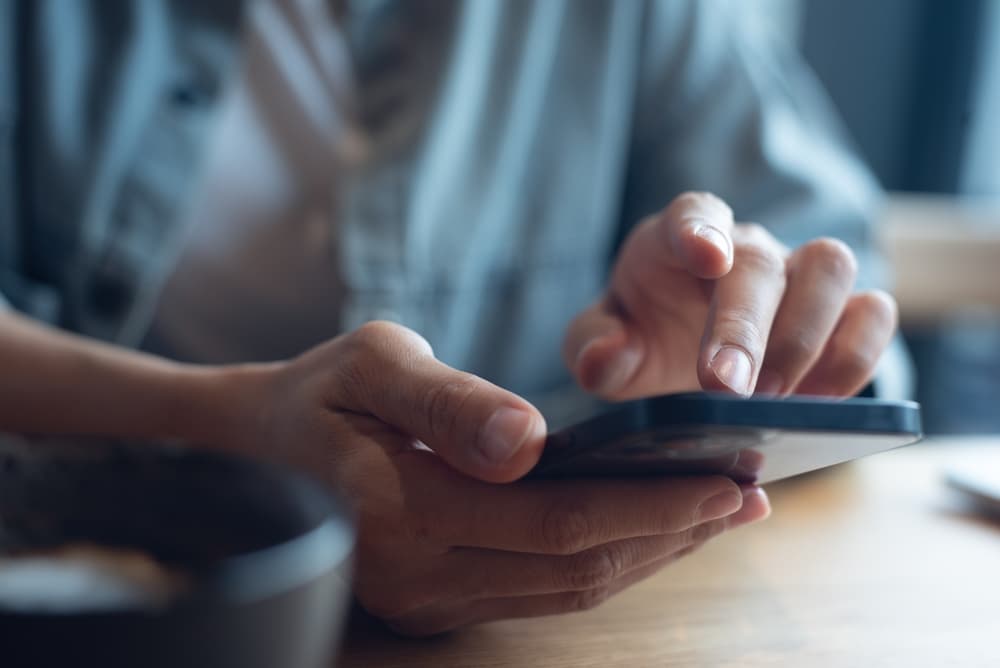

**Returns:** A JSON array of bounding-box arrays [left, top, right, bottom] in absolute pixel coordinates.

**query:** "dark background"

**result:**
[[801, 0, 986, 193], [795, 0, 1000, 433]]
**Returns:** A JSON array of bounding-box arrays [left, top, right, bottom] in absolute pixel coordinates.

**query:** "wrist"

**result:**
[[163, 361, 281, 454]]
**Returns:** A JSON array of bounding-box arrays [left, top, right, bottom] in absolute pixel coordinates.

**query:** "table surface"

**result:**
[[339, 437, 1000, 667]]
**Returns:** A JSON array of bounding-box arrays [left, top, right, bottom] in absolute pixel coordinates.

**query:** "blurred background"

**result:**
[[758, 0, 1000, 434]]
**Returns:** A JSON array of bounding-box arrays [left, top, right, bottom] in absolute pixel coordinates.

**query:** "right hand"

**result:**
[[225, 321, 770, 636]]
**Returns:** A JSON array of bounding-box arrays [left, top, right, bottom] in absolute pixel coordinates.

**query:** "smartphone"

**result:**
[[529, 392, 923, 484]]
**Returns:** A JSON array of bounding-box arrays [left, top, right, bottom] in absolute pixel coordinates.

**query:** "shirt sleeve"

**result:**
[[622, 0, 887, 290]]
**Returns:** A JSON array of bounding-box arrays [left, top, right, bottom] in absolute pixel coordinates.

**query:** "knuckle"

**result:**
[[335, 322, 404, 404], [566, 546, 625, 590], [672, 191, 710, 209], [330, 351, 377, 411], [350, 320, 433, 359], [768, 327, 819, 368], [714, 312, 767, 359], [567, 586, 613, 613], [421, 374, 482, 441], [687, 518, 728, 544], [341, 322, 394, 373], [670, 191, 733, 219], [536, 501, 595, 554], [736, 221, 772, 242], [734, 235, 786, 277], [337, 320, 437, 409], [799, 237, 858, 284], [351, 320, 400, 349]]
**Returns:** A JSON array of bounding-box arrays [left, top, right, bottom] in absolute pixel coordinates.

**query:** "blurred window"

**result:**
[[960, 0, 1000, 195]]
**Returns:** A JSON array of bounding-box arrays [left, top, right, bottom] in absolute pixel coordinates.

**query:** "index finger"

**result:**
[[639, 191, 736, 279], [698, 224, 789, 395], [427, 472, 744, 555]]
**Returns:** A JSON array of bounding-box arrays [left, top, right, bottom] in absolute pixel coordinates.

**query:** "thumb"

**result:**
[[562, 299, 643, 398], [340, 321, 546, 483]]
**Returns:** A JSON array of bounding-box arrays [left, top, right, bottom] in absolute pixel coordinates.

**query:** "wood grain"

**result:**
[[339, 438, 1000, 667]]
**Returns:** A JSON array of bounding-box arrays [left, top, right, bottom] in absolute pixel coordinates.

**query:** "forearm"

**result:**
[[0, 310, 253, 446]]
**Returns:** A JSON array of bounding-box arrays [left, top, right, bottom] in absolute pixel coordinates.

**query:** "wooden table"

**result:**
[[339, 438, 1000, 667], [881, 194, 1000, 324]]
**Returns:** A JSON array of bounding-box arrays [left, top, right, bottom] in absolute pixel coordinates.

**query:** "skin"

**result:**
[[0, 191, 897, 636]]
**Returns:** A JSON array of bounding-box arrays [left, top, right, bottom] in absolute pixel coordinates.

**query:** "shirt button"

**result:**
[[168, 78, 218, 109]]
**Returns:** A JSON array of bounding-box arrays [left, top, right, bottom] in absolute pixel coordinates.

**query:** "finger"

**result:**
[[437, 486, 770, 600], [792, 290, 898, 397], [447, 523, 724, 600], [755, 238, 858, 395], [429, 474, 743, 554], [623, 192, 735, 281], [561, 298, 642, 395], [469, 545, 697, 623], [335, 321, 546, 483], [391, 540, 716, 637], [698, 224, 789, 395], [385, 547, 698, 637], [567, 192, 735, 398], [385, 489, 771, 637]]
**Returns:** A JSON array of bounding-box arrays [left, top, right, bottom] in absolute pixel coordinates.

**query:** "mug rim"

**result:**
[[0, 440, 355, 616]]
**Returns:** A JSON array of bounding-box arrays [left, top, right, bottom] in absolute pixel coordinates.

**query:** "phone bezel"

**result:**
[[530, 393, 923, 483]]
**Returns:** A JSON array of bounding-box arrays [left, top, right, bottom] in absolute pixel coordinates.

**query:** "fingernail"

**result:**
[[696, 489, 743, 522], [755, 368, 783, 395], [478, 407, 537, 465], [710, 346, 753, 395], [692, 223, 731, 260]]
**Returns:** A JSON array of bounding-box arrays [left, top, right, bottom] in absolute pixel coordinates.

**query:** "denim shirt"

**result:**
[[0, 0, 888, 405]]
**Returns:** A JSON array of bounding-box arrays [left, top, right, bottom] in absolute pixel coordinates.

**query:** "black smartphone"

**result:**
[[529, 392, 923, 484]]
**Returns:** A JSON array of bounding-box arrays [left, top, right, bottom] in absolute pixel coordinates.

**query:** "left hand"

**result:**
[[564, 192, 898, 400], [212, 322, 769, 636]]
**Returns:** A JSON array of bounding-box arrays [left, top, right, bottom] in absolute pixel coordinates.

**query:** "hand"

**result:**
[[564, 192, 898, 400], [226, 321, 770, 636]]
